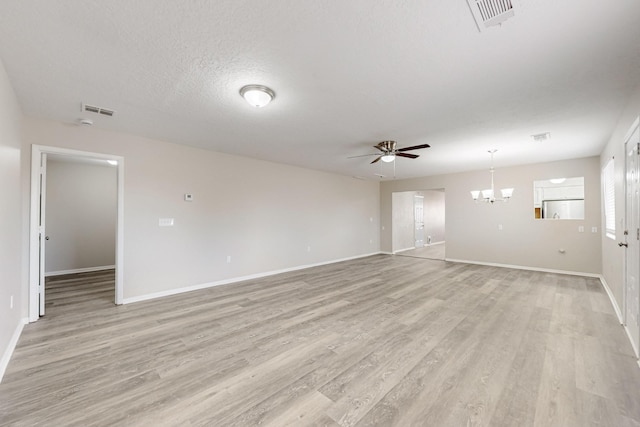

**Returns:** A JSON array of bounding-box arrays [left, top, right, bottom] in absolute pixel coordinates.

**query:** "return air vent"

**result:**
[[81, 103, 116, 117], [467, 0, 515, 32]]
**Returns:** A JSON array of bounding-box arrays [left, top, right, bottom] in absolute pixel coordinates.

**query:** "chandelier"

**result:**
[[470, 149, 514, 203]]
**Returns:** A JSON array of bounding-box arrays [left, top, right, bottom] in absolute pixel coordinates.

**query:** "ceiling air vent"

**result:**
[[82, 103, 116, 117], [467, 0, 515, 32]]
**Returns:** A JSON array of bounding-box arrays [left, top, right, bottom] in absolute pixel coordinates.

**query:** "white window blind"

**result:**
[[603, 159, 615, 239]]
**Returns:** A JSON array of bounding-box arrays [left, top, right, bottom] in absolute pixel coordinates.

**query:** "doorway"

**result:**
[[392, 189, 445, 260], [29, 145, 124, 321], [624, 118, 640, 357]]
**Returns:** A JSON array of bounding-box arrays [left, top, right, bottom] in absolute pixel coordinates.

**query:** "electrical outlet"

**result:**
[[10, 295, 13, 309], [498, 224, 503, 231], [578, 226, 584, 232], [592, 227, 598, 233], [226, 255, 231, 263], [159, 218, 174, 227], [307, 246, 311, 252]]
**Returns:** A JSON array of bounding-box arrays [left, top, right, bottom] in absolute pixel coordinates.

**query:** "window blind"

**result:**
[[603, 159, 615, 239]]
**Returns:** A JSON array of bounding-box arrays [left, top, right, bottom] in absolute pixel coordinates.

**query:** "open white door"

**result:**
[[38, 153, 47, 316], [624, 121, 640, 357], [30, 144, 125, 321]]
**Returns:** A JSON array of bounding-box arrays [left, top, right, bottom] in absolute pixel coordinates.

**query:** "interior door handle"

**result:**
[[45, 236, 49, 240], [619, 242, 628, 247]]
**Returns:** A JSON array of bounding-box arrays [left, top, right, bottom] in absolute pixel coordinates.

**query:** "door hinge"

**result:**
[[637, 228, 639, 241]]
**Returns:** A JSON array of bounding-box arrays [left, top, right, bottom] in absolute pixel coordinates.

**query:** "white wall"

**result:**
[[0, 58, 24, 379], [600, 82, 640, 311], [392, 190, 446, 252], [423, 190, 445, 244], [392, 191, 415, 252], [21, 118, 380, 301], [381, 156, 602, 274], [45, 159, 117, 274]]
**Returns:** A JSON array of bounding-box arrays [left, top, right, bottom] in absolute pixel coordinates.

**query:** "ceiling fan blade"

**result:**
[[397, 143, 430, 152], [370, 156, 382, 164], [396, 153, 419, 159]]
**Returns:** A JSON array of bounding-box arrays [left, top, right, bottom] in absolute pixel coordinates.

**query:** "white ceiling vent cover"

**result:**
[[467, 0, 515, 32], [82, 103, 116, 117]]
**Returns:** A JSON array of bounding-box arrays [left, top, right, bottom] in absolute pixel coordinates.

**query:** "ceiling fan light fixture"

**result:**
[[381, 153, 396, 163], [239, 84, 275, 108]]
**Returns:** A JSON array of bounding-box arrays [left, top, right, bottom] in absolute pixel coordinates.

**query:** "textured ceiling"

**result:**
[[1, 0, 639, 180]]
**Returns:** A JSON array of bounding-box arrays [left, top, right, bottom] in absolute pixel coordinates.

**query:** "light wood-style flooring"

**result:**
[[1, 255, 639, 426], [397, 243, 445, 260]]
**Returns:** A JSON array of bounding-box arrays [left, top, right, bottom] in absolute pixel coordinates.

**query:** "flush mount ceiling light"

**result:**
[[239, 84, 275, 108], [470, 149, 514, 204]]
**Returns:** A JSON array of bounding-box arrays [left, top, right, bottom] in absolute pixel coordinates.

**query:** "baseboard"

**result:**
[[393, 247, 416, 254], [444, 258, 600, 278], [45, 265, 115, 277], [598, 276, 639, 361], [426, 241, 445, 246], [0, 318, 28, 384], [123, 252, 382, 305], [598, 275, 623, 324], [623, 324, 640, 360]]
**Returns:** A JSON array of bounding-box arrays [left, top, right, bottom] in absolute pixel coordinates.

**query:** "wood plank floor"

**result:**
[[1, 255, 639, 426], [396, 243, 445, 260]]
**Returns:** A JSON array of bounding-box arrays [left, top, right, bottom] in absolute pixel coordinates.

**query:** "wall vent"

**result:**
[[467, 0, 515, 32], [82, 103, 116, 117], [531, 132, 551, 142]]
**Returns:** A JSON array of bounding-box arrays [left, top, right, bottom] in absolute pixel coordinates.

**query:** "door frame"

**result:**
[[623, 117, 640, 358], [414, 194, 425, 248], [29, 144, 125, 321]]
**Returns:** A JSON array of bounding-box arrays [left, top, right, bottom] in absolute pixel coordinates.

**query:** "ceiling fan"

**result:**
[[349, 140, 431, 164]]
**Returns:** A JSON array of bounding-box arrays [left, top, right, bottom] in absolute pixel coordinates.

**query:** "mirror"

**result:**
[[533, 177, 584, 219]]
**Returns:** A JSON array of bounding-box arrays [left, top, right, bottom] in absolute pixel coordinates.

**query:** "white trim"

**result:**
[[599, 275, 623, 324], [624, 324, 640, 360], [45, 265, 115, 277], [0, 318, 28, 383], [29, 145, 125, 322], [444, 258, 601, 278], [123, 252, 381, 304], [623, 116, 640, 144], [393, 246, 417, 254]]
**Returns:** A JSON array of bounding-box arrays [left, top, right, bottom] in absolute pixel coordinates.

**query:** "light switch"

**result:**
[[159, 218, 174, 226]]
